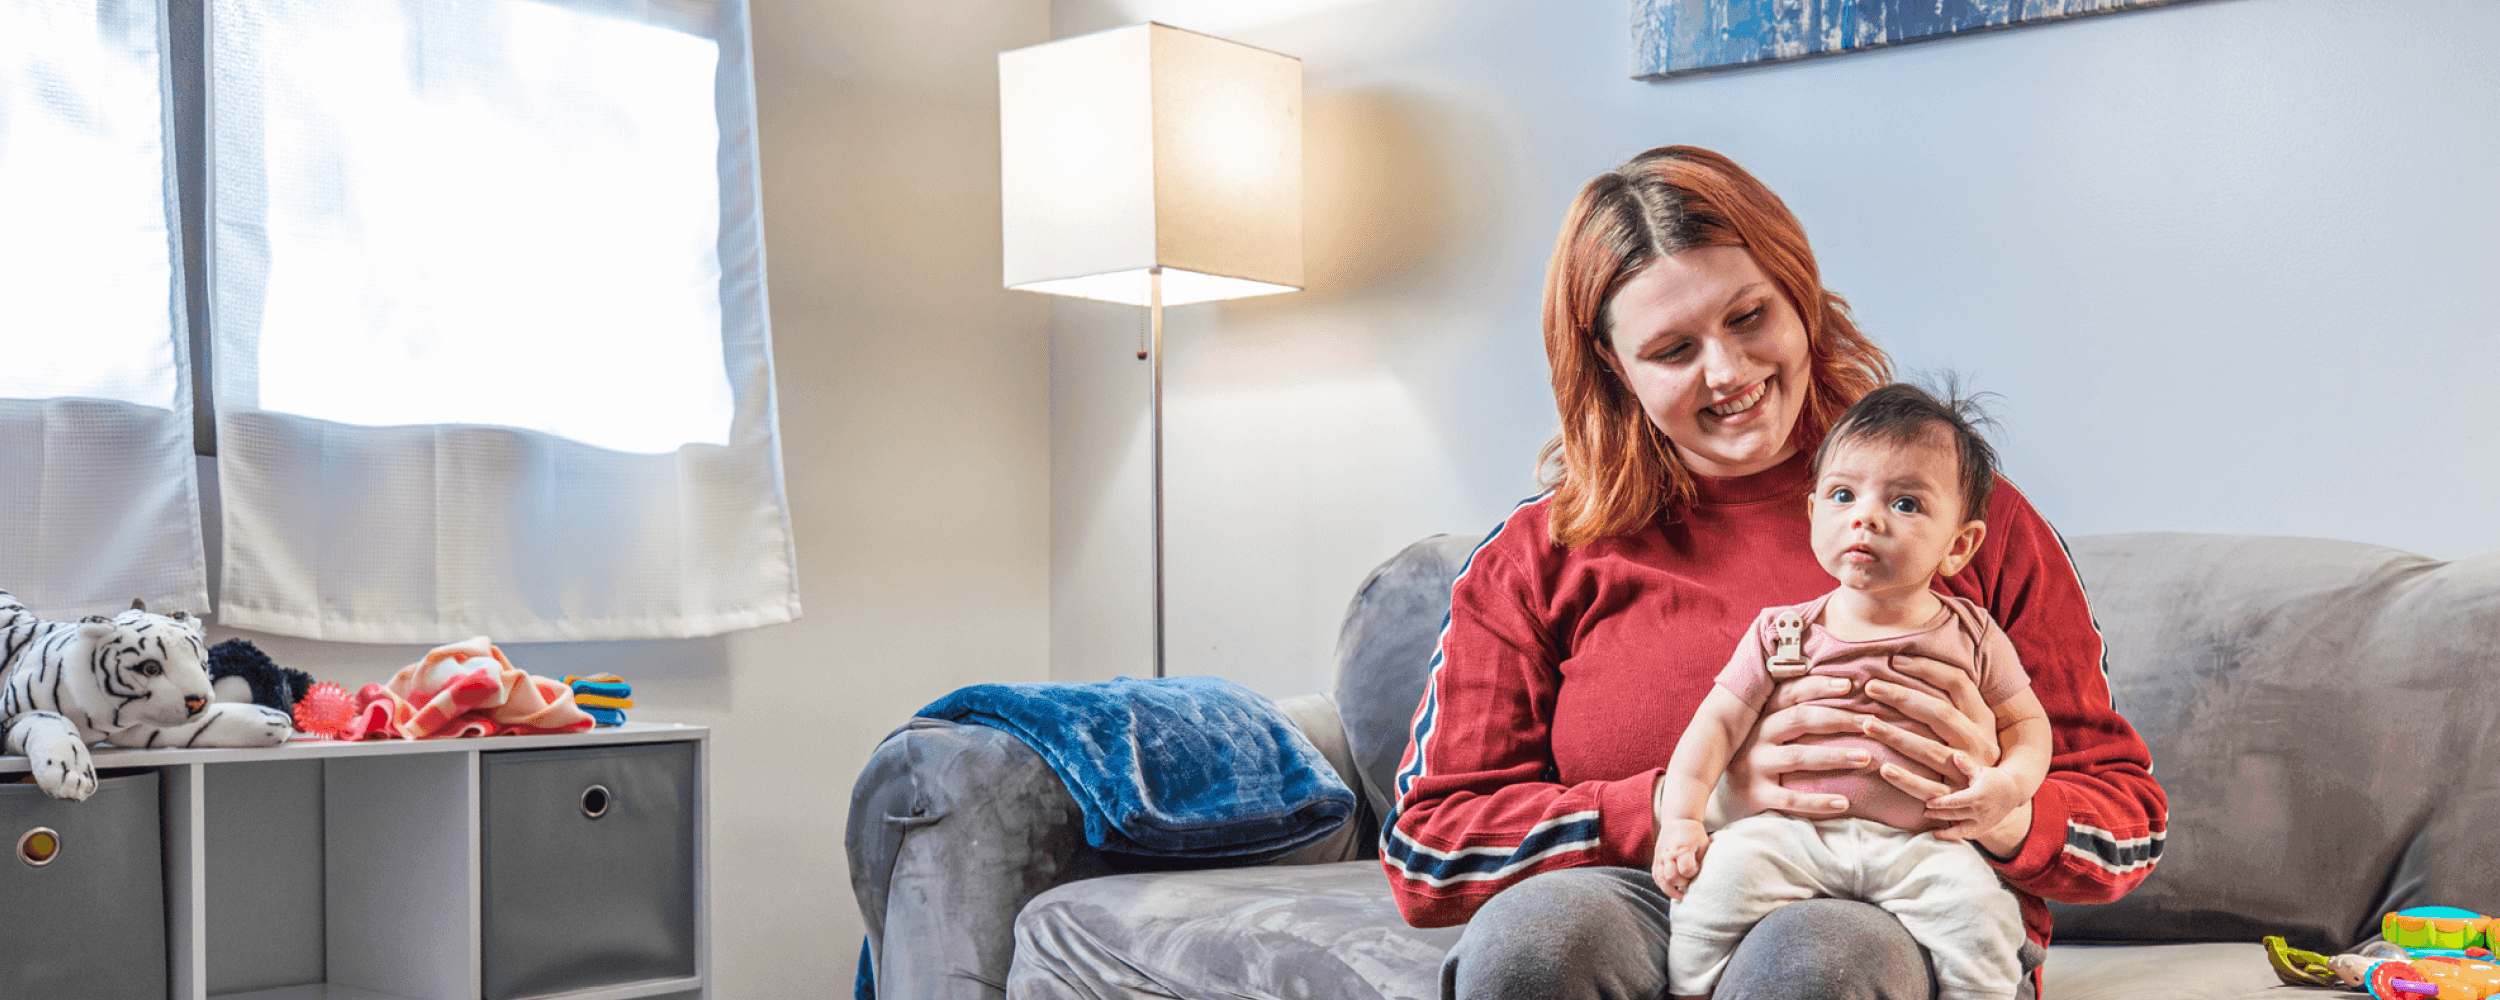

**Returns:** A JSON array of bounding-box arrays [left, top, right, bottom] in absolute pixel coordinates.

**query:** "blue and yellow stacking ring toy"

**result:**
[[565, 673, 634, 727]]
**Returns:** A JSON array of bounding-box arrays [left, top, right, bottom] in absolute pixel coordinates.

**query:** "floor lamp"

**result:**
[[999, 23, 1303, 678]]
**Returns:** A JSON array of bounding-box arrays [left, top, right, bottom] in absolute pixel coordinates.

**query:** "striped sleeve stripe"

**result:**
[[2038, 516, 2117, 708], [2063, 821, 2163, 875], [1384, 811, 1603, 888], [1387, 496, 1535, 806], [1378, 495, 1547, 879]]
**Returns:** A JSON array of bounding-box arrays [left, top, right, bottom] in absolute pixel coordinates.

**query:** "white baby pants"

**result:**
[[1669, 814, 2026, 1000]]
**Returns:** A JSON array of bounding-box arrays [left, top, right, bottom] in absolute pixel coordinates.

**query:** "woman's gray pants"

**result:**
[[1441, 867, 2041, 1000]]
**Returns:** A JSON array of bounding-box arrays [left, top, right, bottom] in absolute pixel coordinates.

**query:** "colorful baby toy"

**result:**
[[2348, 954, 2500, 1000], [565, 673, 634, 727], [2266, 909, 2499, 1000], [292, 681, 357, 741], [2388, 909, 2497, 959]]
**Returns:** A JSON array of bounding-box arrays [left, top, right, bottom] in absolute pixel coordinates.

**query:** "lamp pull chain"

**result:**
[[1148, 266, 1166, 678], [1137, 293, 1149, 360]]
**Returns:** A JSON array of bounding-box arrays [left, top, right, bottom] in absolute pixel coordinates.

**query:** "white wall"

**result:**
[[1048, 0, 2500, 701], [203, 1, 1055, 996]]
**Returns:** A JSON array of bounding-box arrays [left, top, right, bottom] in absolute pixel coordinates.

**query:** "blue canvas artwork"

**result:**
[[1634, 0, 2203, 79]]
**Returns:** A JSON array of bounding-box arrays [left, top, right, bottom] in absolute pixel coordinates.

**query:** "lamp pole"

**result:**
[[1147, 266, 1165, 678]]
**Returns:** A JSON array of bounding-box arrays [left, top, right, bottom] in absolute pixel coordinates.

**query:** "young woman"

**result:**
[[1380, 146, 2167, 1000]]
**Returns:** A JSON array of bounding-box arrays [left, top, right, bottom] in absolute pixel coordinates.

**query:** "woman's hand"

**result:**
[[1859, 653, 2036, 857], [1856, 655, 2004, 812], [1862, 653, 2000, 770], [1651, 818, 1711, 901], [1723, 673, 1871, 819]]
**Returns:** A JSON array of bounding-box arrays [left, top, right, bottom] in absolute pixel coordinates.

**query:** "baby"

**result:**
[[1652, 383, 2051, 1000]]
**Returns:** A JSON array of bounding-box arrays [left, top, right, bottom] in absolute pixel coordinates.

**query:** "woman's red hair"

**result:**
[[1537, 146, 1890, 548]]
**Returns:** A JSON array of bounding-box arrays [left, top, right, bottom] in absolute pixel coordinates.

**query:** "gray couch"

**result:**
[[846, 532, 2500, 999]]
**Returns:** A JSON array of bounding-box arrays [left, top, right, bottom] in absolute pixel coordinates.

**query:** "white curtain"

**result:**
[[208, 0, 798, 642], [0, 0, 209, 619]]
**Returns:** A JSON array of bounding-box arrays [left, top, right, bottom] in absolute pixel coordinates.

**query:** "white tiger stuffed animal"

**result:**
[[2, 589, 293, 800]]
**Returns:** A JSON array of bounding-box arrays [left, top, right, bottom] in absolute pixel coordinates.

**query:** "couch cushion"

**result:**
[[1004, 870, 2311, 1000], [2043, 943, 2294, 1000], [2055, 534, 2500, 950], [1008, 860, 1462, 1000], [1334, 533, 1478, 824]]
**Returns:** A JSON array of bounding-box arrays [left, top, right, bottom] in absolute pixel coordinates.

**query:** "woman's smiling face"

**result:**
[[1603, 245, 1813, 479]]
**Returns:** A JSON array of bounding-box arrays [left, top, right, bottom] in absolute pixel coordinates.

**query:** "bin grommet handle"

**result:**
[[580, 784, 612, 820], [17, 826, 60, 867]]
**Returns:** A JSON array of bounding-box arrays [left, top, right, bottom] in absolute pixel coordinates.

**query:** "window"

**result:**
[[0, 0, 798, 639], [0, 0, 207, 615]]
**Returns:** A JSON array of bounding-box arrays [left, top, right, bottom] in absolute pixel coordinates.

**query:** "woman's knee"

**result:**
[[1442, 867, 1672, 1000], [1715, 898, 1936, 1000]]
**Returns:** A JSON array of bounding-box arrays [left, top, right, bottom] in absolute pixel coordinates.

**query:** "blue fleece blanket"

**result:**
[[914, 675, 1354, 860]]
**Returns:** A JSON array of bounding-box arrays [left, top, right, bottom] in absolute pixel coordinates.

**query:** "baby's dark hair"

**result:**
[[1811, 381, 2001, 522]]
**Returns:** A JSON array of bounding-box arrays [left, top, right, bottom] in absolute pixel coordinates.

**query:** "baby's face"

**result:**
[[1809, 428, 1983, 596]]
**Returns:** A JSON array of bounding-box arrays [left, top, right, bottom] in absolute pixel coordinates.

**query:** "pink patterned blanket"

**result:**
[[341, 637, 594, 740]]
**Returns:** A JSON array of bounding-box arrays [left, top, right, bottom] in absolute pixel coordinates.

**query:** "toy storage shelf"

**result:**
[[0, 723, 708, 1000]]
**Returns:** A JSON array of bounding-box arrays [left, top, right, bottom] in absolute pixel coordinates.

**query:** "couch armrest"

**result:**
[[845, 696, 1376, 997], [1265, 692, 1378, 866], [847, 719, 1114, 1000]]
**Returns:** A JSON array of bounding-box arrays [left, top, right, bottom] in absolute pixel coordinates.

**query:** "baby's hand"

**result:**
[[1651, 818, 1711, 900], [1923, 753, 2026, 843]]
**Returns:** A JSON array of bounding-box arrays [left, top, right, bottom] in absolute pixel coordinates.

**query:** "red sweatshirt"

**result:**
[[1381, 449, 2167, 956]]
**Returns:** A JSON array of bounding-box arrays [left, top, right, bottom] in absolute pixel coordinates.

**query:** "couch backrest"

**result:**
[[1334, 531, 2500, 950], [2053, 532, 2500, 949], [1333, 533, 1478, 823]]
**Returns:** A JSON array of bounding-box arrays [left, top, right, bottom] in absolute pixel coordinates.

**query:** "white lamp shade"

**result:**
[[1000, 23, 1302, 306]]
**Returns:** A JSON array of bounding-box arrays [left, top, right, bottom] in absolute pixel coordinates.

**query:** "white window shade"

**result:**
[[209, 0, 798, 642], [0, 0, 209, 618]]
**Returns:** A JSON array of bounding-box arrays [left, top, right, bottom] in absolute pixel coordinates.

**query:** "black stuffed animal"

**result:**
[[207, 639, 316, 715]]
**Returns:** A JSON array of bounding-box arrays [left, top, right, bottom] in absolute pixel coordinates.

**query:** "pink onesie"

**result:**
[[1715, 591, 2029, 832]]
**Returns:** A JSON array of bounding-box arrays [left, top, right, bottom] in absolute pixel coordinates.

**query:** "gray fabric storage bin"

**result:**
[[0, 770, 167, 1000], [481, 741, 697, 1000]]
